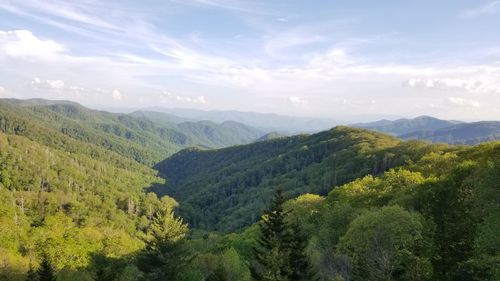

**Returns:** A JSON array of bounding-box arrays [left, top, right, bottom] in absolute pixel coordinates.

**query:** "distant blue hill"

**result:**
[[352, 116, 500, 145]]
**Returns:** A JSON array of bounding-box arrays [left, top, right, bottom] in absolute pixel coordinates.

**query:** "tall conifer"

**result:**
[[37, 254, 56, 281], [252, 188, 317, 281]]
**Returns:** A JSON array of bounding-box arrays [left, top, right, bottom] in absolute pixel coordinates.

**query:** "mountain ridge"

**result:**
[[0, 98, 266, 165], [153, 126, 449, 231]]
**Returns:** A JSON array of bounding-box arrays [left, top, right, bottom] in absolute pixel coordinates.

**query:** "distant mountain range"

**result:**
[[400, 121, 500, 145], [3, 99, 498, 150], [144, 106, 338, 133], [352, 116, 463, 135], [352, 116, 500, 145], [0, 98, 266, 165]]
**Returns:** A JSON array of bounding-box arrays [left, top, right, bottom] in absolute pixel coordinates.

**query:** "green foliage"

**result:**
[[146, 208, 188, 247], [25, 264, 36, 281], [136, 209, 193, 281], [0, 99, 264, 166], [307, 143, 500, 281], [37, 254, 57, 281], [337, 206, 431, 281], [252, 188, 291, 281], [252, 188, 316, 281], [353, 115, 460, 136], [1, 98, 499, 281], [0, 131, 177, 279], [155, 126, 445, 231]]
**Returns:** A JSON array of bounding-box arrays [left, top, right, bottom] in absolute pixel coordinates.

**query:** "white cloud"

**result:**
[[31, 77, 66, 90], [460, 1, 500, 18], [0, 22, 498, 120], [406, 78, 477, 91], [289, 96, 306, 105], [447, 97, 481, 108], [0, 86, 5, 97], [160, 92, 207, 104], [404, 77, 500, 95], [0, 30, 65, 60], [112, 89, 122, 101]]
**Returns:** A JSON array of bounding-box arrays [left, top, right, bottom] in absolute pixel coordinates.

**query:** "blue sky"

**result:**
[[0, 0, 499, 121]]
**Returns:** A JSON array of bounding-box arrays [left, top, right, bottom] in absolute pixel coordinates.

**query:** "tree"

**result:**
[[338, 206, 431, 281], [252, 188, 317, 281], [288, 221, 316, 281], [136, 207, 191, 281], [25, 263, 37, 281], [206, 265, 227, 281], [37, 254, 57, 281], [220, 248, 251, 281], [252, 188, 291, 281]]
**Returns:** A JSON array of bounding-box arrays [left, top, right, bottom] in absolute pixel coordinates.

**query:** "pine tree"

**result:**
[[136, 208, 192, 281], [288, 221, 317, 281], [25, 262, 37, 281], [37, 254, 56, 281], [252, 188, 317, 281], [251, 187, 291, 281]]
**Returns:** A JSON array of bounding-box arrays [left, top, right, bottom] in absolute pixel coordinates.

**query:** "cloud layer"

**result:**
[[0, 0, 499, 121]]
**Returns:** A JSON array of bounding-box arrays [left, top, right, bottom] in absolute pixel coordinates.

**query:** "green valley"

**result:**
[[0, 98, 498, 281], [154, 127, 452, 231]]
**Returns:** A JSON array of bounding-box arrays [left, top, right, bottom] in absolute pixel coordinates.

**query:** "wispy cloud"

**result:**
[[460, 1, 500, 18], [178, 0, 278, 16], [447, 97, 481, 108], [404, 77, 500, 94], [0, 1, 499, 119], [160, 92, 207, 105], [289, 96, 306, 106]]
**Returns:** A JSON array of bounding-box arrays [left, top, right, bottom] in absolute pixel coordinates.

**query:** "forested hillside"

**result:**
[[154, 127, 453, 231], [352, 115, 461, 135], [0, 113, 498, 280], [188, 141, 500, 281], [352, 116, 500, 145], [0, 99, 265, 165], [0, 130, 183, 280], [400, 121, 500, 145]]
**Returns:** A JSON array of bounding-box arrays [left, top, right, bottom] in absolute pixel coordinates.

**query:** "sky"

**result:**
[[0, 0, 499, 121]]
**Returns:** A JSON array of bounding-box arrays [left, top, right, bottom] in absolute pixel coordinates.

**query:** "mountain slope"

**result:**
[[0, 99, 265, 165], [255, 132, 284, 142], [401, 121, 500, 144], [352, 115, 462, 135], [154, 126, 450, 231], [0, 128, 180, 277], [145, 107, 337, 133]]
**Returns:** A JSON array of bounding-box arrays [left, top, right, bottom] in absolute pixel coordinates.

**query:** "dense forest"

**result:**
[[0, 99, 265, 165], [154, 127, 453, 231], [0, 99, 498, 281]]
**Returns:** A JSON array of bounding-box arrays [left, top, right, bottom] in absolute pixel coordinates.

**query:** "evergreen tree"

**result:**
[[136, 208, 192, 281], [252, 188, 317, 281], [251, 187, 291, 281], [288, 221, 316, 281], [37, 254, 56, 281], [25, 262, 37, 281]]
